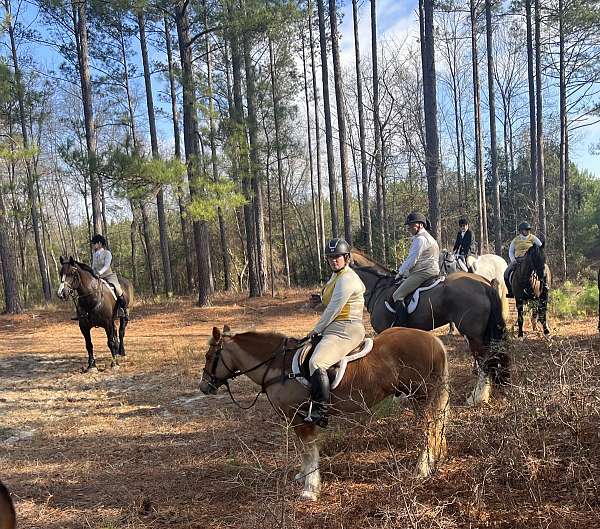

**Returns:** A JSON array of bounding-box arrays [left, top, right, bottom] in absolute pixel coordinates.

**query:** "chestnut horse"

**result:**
[[200, 325, 450, 501], [351, 249, 508, 405], [0, 481, 15, 529], [57, 256, 133, 370]]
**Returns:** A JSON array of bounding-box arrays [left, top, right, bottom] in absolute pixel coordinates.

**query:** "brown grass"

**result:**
[[0, 289, 599, 528]]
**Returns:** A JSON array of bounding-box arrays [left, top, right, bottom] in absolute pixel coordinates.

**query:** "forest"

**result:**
[[1, 0, 600, 312]]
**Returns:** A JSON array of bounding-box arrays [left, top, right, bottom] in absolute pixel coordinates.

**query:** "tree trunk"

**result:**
[[534, 0, 547, 238], [316, 0, 339, 238], [371, 0, 386, 261], [164, 15, 194, 292], [526, 0, 538, 214], [138, 10, 174, 297], [203, 2, 232, 292], [352, 0, 372, 253], [129, 200, 139, 290], [175, 0, 212, 306], [470, 0, 488, 251], [558, 0, 567, 280], [308, 0, 326, 277], [0, 185, 22, 313], [140, 201, 158, 295], [329, 0, 352, 243], [419, 0, 441, 240], [73, 0, 102, 236], [485, 0, 501, 254], [242, 23, 267, 294]]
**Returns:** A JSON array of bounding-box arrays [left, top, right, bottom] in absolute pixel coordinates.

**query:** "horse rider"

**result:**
[[91, 234, 129, 320], [305, 238, 366, 428], [503, 221, 543, 298], [453, 218, 476, 272], [387, 212, 440, 327]]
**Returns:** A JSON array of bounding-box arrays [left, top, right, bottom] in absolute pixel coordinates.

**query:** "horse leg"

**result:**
[[539, 282, 550, 335], [465, 338, 492, 406], [80, 323, 96, 371], [294, 423, 321, 501], [416, 372, 450, 477], [106, 324, 119, 369], [118, 316, 128, 356], [516, 299, 525, 338]]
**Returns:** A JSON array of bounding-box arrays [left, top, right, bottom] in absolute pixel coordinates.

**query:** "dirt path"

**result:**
[[1, 290, 599, 528]]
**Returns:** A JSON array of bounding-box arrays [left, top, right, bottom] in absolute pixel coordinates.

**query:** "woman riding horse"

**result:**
[[387, 212, 440, 327], [504, 221, 543, 298], [91, 234, 129, 320], [452, 218, 477, 272], [304, 238, 366, 428]]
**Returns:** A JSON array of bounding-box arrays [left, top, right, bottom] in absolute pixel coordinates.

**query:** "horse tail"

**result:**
[[484, 280, 509, 385], [0, 481, 16, 529]]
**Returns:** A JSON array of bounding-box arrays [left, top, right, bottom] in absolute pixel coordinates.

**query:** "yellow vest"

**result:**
[[321, 268, 351, 321], [512, 234, 535, 258]]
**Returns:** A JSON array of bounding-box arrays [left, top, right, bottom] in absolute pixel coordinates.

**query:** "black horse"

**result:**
[[509, 244, 551, 337], [57, 256, 133, 370]]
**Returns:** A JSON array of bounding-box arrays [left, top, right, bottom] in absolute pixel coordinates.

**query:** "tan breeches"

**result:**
[[392, 270, 437, 302], [101, 273, 123, 297], [309, 320, 365, 375]]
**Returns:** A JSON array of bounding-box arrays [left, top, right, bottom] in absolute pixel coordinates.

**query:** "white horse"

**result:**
[[471, 254, 510, 323]]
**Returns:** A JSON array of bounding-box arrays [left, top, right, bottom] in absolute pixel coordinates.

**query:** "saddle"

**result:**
[[99, 278, 118, 300], [291, 336, 374, 390], [402, 276, 446, 314]]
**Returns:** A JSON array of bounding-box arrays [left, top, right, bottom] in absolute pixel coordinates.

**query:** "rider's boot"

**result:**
[[304, 368, 331, 428], [117, 294, 129, 321], [393, 301, 409, 327]]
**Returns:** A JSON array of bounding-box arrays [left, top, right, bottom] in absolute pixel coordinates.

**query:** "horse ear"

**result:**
[[222, 324, 231, 336], [212, 327, 221, 344], [69, 256, 74, 265], [60, 256, 64, 264]]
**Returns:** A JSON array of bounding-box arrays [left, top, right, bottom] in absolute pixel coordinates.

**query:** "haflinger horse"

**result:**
[[0, 481, 15, 529], [200, 325, 450, 501], [351, 249, 508, 406], [510, 244, 551, 337], [57, 256, 133, 370], [440, 251, 510, 323]]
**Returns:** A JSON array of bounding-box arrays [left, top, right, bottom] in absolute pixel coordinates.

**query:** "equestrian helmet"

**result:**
[[91, 234, 107, 246], [518, 221, 532, 232], [404, 212, 427, 226], [459, 218, 469, 226], [325, 238, 351, 257]]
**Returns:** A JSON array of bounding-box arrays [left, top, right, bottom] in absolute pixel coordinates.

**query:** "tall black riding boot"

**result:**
[[393, 300, 409, 327], [504, 267, 514, 298], [304, 368, 331, 428], [117, 294, 129, 321]]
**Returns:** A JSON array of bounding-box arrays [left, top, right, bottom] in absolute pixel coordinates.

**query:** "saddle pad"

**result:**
[[99, 278, 117, 300], [406, 276, 445, 314], [291, 338, 374, 390]]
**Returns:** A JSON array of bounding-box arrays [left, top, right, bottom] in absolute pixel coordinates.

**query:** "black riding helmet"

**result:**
[[405, 212, 427, 226], [91, 234, 107, 247], [459, 218, 469, 226], [325, 238, 351, 257], [518, 221, 532, 232]]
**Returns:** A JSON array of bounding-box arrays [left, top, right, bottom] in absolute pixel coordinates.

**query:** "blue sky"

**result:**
[[7, 0, 599, 178]]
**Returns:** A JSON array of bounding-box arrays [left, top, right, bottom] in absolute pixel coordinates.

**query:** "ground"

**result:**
[[1, 289, 599, 529]]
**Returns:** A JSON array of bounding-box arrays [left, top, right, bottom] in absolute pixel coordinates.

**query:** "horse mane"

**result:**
[[230, 330, 287, 354], [350, 247, 394, 275], [73, 260, 96, 276]]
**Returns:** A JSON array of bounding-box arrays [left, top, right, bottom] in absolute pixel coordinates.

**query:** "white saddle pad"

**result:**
[[406, 276, 445, 314], [291, 338, 374, 390], [99, 278, 117, 300]]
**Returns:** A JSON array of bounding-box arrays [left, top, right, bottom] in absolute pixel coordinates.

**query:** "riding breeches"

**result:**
[[392, 270, 437, 302], [100, 272, 123, 297], [309, 320, 365, 375]]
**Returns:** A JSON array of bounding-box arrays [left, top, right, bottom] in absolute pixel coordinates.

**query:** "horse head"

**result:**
[[200, 325, 238, 395], [526, 242, 546, 280], [57, 256, 96, 300], [439, 250, 457, 275]]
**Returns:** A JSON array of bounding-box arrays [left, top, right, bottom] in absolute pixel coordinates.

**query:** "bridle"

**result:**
[[203, 336, 308, 410], [59, 266, 102, 307]]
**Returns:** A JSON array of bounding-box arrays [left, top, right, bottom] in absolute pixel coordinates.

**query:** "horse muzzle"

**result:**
[[57, 284, 69, 300], [199, 379, 220, 395]]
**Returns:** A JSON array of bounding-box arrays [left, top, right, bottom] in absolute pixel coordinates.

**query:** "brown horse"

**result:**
[[57, 256, 133, 370], [351, 249, 508, 405], [509, 244, 551, 337], [0, 481, 15, 529], [199, 325, 449, 500]]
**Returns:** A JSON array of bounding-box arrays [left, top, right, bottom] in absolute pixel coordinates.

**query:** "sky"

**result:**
[[7, 0, 599, 178]]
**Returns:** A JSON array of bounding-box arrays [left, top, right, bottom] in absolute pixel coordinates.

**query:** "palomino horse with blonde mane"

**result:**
[[0, 481, 15, 529], [351, 249, 508, 405], [200, 325, 449, 500]]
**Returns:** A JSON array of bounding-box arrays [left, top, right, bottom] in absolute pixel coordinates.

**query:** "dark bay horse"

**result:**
[[200, 325, 450, 500], [351, 249, 508, 405], [57, 256, 133, 370], [510, 244, 551, 337], [0, 481, 15, 529]]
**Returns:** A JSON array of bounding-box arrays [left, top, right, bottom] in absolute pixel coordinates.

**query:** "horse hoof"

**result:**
[[85, 366, 98, 374], [300, 490, 318, 501], [111, 363, 120, 370]]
